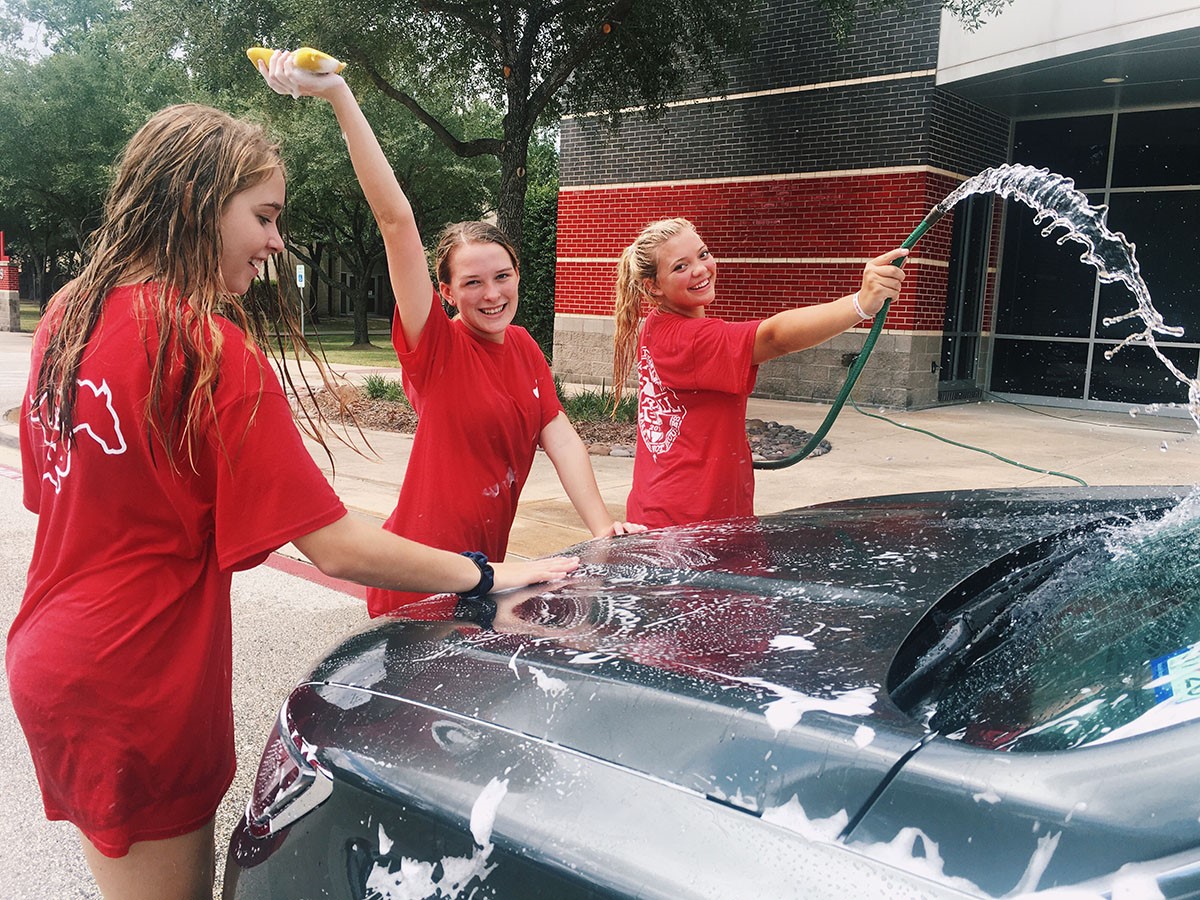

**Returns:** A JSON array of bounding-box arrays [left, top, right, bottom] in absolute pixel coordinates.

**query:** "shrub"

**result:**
[[561, 385, 637, 424], [363, 374, 407, 403]]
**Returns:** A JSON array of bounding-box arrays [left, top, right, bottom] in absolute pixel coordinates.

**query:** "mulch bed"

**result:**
[[299, 386, 831, 461]]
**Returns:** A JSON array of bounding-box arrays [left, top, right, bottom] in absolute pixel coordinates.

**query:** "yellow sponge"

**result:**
[[246, 47, 346, 74]]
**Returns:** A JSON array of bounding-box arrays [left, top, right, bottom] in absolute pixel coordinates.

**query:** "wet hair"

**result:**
[[611, 217, 697, 404], [33, 103, 341, 468], [433, 221, 520, 288]]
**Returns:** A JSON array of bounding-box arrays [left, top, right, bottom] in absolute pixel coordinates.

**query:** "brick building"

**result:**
[[552, 0, 1200, 419], [0, 232, 20, 331]]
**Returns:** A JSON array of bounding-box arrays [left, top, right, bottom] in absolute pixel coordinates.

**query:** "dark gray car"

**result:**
[[225, 485, 1200, 899]]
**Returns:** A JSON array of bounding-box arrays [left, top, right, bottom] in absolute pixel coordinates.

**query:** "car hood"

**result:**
[[304, 485, 1192, 825]]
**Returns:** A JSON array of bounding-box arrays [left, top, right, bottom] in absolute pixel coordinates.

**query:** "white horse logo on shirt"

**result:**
[[28, 378, 127, 493]]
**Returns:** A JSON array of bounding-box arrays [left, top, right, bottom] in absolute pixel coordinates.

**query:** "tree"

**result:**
[[0, 7, 190, 305], [518, 127, 561, 354]]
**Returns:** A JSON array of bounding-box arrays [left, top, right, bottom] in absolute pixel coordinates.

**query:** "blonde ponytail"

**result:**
[[611, 217, 696, 405]]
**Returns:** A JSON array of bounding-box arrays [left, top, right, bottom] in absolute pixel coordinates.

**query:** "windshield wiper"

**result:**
[[891, 541, 1087, 709]]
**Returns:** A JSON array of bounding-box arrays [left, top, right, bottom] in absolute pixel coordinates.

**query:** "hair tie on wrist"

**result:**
[[852, 291, 869, 321], [458, 551, 494, 601]]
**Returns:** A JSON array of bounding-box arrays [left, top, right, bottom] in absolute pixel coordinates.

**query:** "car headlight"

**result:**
[[245, 701, 333, 837]]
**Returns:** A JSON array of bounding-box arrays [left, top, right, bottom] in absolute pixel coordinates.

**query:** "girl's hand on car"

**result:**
[[492, 555, 580, 592], [603, 521, 649, 536]]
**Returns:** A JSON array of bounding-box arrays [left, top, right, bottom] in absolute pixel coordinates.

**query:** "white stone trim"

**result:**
[[559, 164, 966, 193], [559, 256, 947, 267], [563, 69, 938, 120]]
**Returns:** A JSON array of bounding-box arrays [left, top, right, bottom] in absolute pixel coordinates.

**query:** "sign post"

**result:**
[[296, 264, 306, 334]]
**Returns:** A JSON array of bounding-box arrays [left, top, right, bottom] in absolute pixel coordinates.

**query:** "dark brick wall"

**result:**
[[644, 0, 941, 102], [561, 0, 960, 186], [561, 78, 938, 185], [927, 88, 1011, 175]]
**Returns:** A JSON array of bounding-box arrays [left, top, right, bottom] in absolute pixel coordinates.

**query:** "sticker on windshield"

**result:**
[[1150, 643, 1200, 705]]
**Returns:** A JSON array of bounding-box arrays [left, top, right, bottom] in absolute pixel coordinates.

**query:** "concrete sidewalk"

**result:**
[[301, 382, 1200, 559], [2, 329, 1198, 560]]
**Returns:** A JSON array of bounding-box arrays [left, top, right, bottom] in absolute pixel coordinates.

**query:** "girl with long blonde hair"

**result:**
[[613, 217, 907, 528], [13, 101, 574, 900]]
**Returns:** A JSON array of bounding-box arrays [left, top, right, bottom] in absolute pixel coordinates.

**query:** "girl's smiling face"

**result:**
[[218, 167, 286, 295], [646, 228, 716, 317], [440, 240, 520, 343]]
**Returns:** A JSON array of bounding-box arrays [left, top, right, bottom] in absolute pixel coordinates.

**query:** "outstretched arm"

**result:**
[[293, 513, 579, 594], [540, 412, 647, 538], [752, 248, 908, 365], [257, 51, 433, 349]]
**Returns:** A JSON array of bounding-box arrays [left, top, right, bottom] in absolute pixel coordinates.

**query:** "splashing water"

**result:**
[[927, 163, 1199, 429]]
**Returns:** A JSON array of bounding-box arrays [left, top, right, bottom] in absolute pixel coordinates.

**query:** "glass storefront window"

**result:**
[[1011, 115, 1111, 190], [1112, 107, 1200, 188], [991, 338, 1088, 398], [995, 201, 1097, 339], [993, 108, 1200, 411], [1097, 191, 1200, 341], [1088, 343, 1197, 406]]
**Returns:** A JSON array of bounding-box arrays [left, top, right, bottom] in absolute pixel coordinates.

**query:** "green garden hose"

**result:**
[[752, 208, 942, 470]]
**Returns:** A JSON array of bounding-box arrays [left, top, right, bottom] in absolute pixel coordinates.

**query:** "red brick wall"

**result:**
[[0, 261, 18, 292], [555, 169, 962, 332]]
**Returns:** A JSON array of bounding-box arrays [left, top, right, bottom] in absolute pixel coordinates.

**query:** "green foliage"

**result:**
[[0, 0, 190, 302], [514, 129, 559, 357], [229, 57, 499, 345], [561, 385, 638, 425], [362, 374, 408, 403]]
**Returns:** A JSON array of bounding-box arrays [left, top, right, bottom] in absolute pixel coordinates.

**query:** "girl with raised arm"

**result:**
[[257, 52, 643, 618]]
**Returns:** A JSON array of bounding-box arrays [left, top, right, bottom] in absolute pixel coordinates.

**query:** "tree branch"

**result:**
[[418, 0, 505, 54], [528, 0, 635, 117], [351, 55, 505, 159]]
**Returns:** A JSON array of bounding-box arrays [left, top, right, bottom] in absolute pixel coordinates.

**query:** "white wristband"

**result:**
[[852, 291, 869, 321]]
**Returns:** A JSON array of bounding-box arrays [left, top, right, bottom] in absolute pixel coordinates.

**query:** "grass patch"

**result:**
[[306, 314, 390, 335], [19, 299, 41, 332], [305, 331, 400, 368]]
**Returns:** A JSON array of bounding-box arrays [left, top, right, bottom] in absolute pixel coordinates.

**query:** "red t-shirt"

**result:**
[[9, 284, 345, 857], [366, 290, 562, 616], [626, 310, 760, 528]]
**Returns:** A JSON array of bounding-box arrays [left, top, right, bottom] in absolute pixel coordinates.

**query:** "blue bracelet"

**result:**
[[458, 551, 494, 601]]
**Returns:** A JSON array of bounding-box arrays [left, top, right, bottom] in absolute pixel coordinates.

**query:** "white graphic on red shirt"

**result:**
[[637, 348, 686, 458], [28, 378, 128, 493], [483, 465, 517, 498]]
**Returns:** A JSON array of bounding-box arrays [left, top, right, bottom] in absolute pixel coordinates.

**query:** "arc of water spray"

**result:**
[[754, 164, 1198, 471]]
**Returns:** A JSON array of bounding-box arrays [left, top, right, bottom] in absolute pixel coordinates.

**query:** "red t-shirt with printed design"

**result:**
[[10, 284, 345, 857], [626, 310, 760, 528], [366, 289, 562, 617]]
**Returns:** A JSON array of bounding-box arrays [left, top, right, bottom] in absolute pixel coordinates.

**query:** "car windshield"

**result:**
[[910, 493, 1200, 751]]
